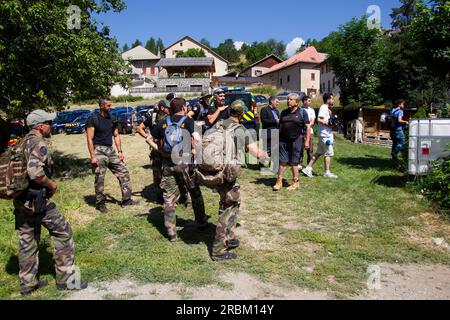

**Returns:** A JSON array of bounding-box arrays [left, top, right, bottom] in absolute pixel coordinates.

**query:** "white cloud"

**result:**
[[234, 41, 245, 51], [285, 37, 305, 56]]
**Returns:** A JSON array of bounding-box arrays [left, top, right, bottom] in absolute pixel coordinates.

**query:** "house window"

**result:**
[[255, 70, 262, 76], [280, 78, 283, 86], [311, 73, 315, 81], [328, 81, 331, 92], [287, 75, 290, 83], [166, 85, 178, 89], [180, 42, 183, 47], [150, 67, 155, 75], [333, 77, 336, 88]]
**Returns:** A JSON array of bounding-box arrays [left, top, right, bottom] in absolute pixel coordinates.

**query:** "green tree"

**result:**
[[200, 38, 211, 48], [131, 39, 142, 48], [296, 38, 320, 53], [390, 0, 419, 29], [176, 48, 206, 58], [215, 39, 239, 62], [122, 43, 130, 53], [0, 0, 131, 117], [156, 38, 164, 54], [325, 17, 386, 106], [381, 0, 449, 110], [145, 37, 156, 54]]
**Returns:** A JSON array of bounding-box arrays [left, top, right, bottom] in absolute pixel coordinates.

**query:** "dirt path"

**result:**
[[67, 263, 450, 300]]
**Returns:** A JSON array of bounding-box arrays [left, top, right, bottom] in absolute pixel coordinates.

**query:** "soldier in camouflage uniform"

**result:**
[[13, 110, 87, 296], [147, 98, 207, 241], [209, 101, 269, 261], [138, 100, 192, 208], [86, 97, 138, 213]]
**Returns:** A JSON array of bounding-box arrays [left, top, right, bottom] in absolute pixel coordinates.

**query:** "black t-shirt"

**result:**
[[279, 108, 310, 141], [86, 113, 118, 147], [207, 100, 231, 125], [150, 115, 195, 141]]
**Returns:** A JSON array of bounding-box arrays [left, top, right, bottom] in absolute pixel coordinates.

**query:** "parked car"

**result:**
[[53, 110, 91, 134], [65, 113, 91, 134], [135, 105, 154, 114], [110, 106, 134, 118], [276, 92, 290, 102], [223, 87, 259, 121], [254, 95, 269, 108], [116, 113, 133, 134]]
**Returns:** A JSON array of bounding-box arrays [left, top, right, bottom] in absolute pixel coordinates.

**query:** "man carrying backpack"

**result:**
[[86, 97, 138, 213], [273, 93, 311, 192], [390, 99, 408, 161], [12, 110, 87, 296], [196, 100, 268, 261], [146, 98, 208, 242]]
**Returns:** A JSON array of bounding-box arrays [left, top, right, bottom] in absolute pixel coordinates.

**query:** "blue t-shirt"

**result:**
[[392, 108, 404, 130]]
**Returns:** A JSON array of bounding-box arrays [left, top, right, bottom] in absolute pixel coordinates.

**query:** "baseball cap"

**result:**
[[26, 110, 57, 128], [230, 100, 248, 115], [158, 100, 169, 108], [166, 93, 176, 101], [214, 88, 225, 95]]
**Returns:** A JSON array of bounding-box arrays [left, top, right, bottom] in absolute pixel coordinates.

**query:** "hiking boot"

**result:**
[[302, 167, 314, 178], [212, 252, 237, 262], [273, 177, 283, 191], [56, 280, 88, 291], [287, 179, 299, 191], [121, 199, 139, 208], [168, 234, 177, 242], [96, 203, 108, 214], [227, 239, 240, 250], [20, 280, 49, 296], [323, 172, 338, 179]]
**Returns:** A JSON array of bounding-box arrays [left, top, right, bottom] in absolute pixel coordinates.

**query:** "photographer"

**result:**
[[302, 93, 338, 179]]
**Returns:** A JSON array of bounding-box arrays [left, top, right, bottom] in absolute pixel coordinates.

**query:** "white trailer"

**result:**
[[408, 119, 450, 175]]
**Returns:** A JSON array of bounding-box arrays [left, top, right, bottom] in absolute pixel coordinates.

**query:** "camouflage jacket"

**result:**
[[24, 129, 53, 181]]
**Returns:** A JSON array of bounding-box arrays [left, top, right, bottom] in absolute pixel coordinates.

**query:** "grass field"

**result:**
[[0, 131, 449, 300]]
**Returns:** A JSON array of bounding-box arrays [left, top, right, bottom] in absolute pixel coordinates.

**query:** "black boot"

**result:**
[[227, 239, 240, 250], [212, 252, 237, 262], [96, 203, 108, 214], [20, 280, 49, 296]]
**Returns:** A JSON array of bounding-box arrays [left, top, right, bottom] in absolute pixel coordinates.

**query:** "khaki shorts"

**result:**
[[315, 137, 334, 157]]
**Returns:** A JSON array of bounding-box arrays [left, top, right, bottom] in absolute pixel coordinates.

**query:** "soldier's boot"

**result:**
[[212, 252, 237, 262], [287, 179, 299, 191], [96, 203, 108, 214], [227, 239, 240, 250], [56, 280, 88, 291], [121, 199, 139, 208], [20, 280, 49, 296], [273, 177, 283, 191]]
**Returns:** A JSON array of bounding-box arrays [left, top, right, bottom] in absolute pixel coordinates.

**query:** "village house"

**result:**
[[260, 46, 326, 98], [163, 36, 229, 77], [121, 45, 160, 80], [318, 56, 340, 96], [241, 54, 284, 77]]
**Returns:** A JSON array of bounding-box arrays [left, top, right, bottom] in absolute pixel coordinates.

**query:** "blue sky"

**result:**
[[97, 0, 401, 54]]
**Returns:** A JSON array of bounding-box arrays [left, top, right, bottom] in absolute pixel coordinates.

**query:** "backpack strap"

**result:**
[[176, 116, 187, 127], [166, 117, 172, 126]]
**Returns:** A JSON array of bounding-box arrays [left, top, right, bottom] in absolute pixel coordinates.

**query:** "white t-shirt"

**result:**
[[318, 104, 333, 139], [304, 107, 316, 135]]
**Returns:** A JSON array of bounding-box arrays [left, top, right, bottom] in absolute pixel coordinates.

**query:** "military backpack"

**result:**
[[195, 120, 241, 188], [0, 138, 29, 199]]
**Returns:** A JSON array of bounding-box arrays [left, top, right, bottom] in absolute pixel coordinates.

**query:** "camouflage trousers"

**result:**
[[212, 181, 241, 256], [93, 145, 132, 205], [160, 158, 206, 238], [151, 150, 191, 205], [13, 199, 75, 290]]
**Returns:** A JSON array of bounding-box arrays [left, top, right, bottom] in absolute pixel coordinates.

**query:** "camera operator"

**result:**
[[302, 93, 338, 179]]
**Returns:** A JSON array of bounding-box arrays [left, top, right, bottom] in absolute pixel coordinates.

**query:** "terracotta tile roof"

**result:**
[[262, 46, 326, 76]]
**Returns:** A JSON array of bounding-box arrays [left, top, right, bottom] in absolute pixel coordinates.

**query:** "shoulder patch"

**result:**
[[39, 146, 48, 156], [162, 124, 167, 129]]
